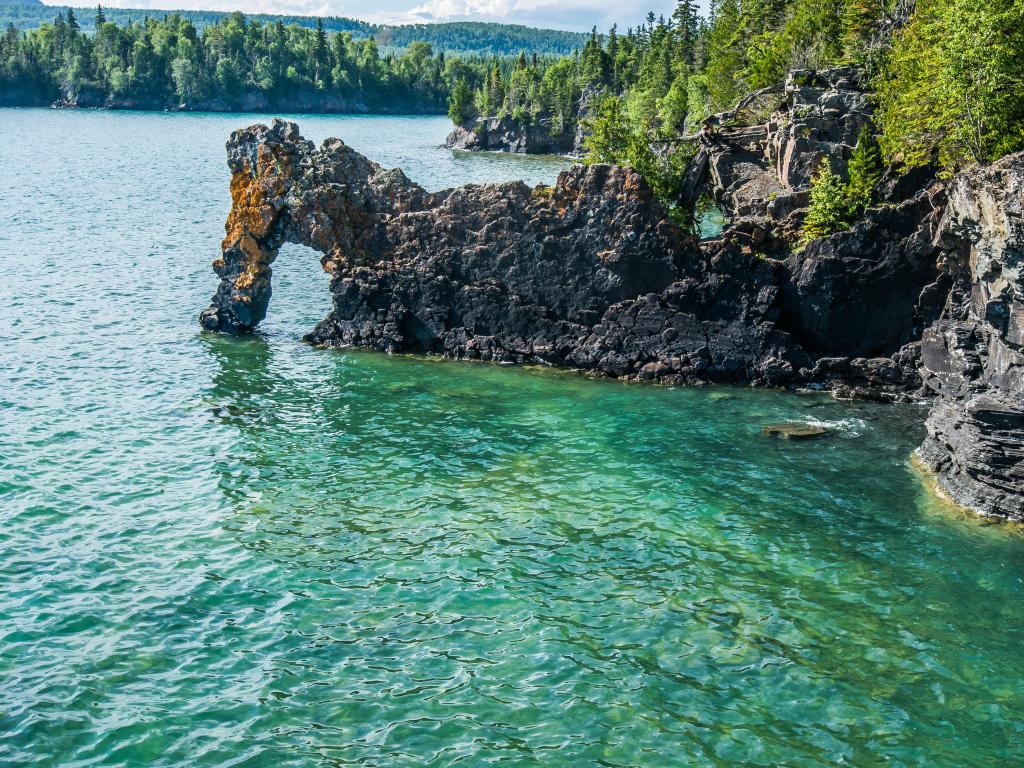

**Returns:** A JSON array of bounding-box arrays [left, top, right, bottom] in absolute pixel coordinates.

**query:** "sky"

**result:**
[[66, 0, 712, 33]]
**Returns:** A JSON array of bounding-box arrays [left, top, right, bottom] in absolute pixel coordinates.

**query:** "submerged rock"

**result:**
[[762, 423, 828, 439]]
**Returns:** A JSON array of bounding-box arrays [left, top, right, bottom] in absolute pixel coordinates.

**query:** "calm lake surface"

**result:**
[[1, 109, 1022, 767]]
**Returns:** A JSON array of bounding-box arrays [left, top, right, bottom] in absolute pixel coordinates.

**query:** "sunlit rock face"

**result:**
[[200, 119, 932, 392], [686, 66, 873, 241], [917, 153, 1024, 521]]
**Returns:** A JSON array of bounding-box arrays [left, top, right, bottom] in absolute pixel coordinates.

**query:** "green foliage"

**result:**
[[1, 6, 588, 57], [802, 125, 882, 242], [582, 92, 631, 165], [5, 0, 1024, 211], [846, 124, 882, 212], [802, 162, 850, 242], [705, 0, 851, 110], [374, 22, 587, 57], [876, 0, 1024, 171], [584, 92, 697, 229], [447, 76, 475, 124], [0, 11, 475, 110]]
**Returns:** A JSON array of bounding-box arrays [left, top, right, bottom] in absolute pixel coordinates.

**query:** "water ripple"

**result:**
[[1, 109, 1022, 767]]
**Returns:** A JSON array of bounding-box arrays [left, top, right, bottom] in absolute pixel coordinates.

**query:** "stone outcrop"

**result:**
[[688, 67, 872, 241], [916, 154, 1024, 521], [201, 117, 939, 397], [444, 114, 577, 155], [199, 108, 1023, 520]]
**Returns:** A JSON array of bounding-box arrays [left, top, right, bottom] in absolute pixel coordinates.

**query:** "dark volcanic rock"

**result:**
[[201, 117, 945, 394], [916, 153, 1024, 521], [444, 114, 576, 155], [200, 119, 810, 384], [199, 115, 1024, 519], [782, 181, 949, 358]]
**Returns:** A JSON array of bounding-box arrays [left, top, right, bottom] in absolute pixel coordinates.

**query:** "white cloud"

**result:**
[[392, 0, 679, 31], [66, 0, 700, 32]]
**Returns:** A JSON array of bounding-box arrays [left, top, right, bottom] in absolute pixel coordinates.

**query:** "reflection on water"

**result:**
[[1, 108, 1023, 767]]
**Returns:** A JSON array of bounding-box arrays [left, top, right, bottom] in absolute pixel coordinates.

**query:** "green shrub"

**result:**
[[802, 124, 882, 243], [802, 163, 850, 242]]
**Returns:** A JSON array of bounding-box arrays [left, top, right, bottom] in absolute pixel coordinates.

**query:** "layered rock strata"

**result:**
[[916, 155, 1024, 520]]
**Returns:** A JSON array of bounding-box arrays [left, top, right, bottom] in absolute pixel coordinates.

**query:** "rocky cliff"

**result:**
[[916, 155, 1024, 521], [201, 115, 937, 395], [685, 67, 873, 241]]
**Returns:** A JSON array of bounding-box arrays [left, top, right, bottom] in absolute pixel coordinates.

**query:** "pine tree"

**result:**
[[846, 124, 882, 214], [448, 76, 475, 125], [802, 162, 849, 243], [66, 8, 79, 39], [313, 18, 328, 87], [704, 0, 743, 111], [672, 0, 699, 66], [95, 5, 106, 27]]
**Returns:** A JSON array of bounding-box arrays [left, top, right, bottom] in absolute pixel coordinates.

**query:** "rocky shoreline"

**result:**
[[1, 87, 444, 115], [444, 113, 582, 156], [200, 67, 1022, 522]]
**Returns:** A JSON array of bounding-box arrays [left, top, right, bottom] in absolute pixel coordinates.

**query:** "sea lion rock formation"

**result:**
[[201, 118, 931, 392], [200, 119, 789, 380], [201, 115, 1022, 520]]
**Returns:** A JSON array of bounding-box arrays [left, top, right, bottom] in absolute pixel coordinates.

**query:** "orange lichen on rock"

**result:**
[[256, 144, 291, 197], [222, 164, 278, 250], [232, 236, 267, 292]]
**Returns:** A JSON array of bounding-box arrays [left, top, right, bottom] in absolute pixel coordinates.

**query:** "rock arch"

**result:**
[[200, 120, 425, 334], [199, 119, 686, 350]]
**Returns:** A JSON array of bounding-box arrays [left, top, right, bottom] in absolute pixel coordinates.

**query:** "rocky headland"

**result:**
[[444, 113, 580, 155], [201, 66, 1022, 521]]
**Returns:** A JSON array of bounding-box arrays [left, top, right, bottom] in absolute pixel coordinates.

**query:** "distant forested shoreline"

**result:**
[[0, 2, 588, 56], [0, 6, 585, 113]]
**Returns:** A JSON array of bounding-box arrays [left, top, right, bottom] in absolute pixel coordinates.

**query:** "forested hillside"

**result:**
[[447, 0, 1024, 226], [375, 22, 584, 56], [0, 9, 551, 111], [0, 3, 588, 55]]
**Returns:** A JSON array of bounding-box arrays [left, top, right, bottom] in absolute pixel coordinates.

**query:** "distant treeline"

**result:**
[[0, 3, 588, 56], [374, 22, 585, 57], [0, 10, 541, 111]]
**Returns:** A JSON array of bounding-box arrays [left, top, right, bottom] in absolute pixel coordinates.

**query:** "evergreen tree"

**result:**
[[313, 17, 328, 87], [802, 162, 849, 242], [704, 0, 743, 111], [448, 76, 475, 124], [671, 0, 699, 66], [66, 9, 79, 39], [845, 124, 882, 214]]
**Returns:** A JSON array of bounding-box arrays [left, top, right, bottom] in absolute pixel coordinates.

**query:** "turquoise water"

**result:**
[[1, 109, 1023, 767]]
